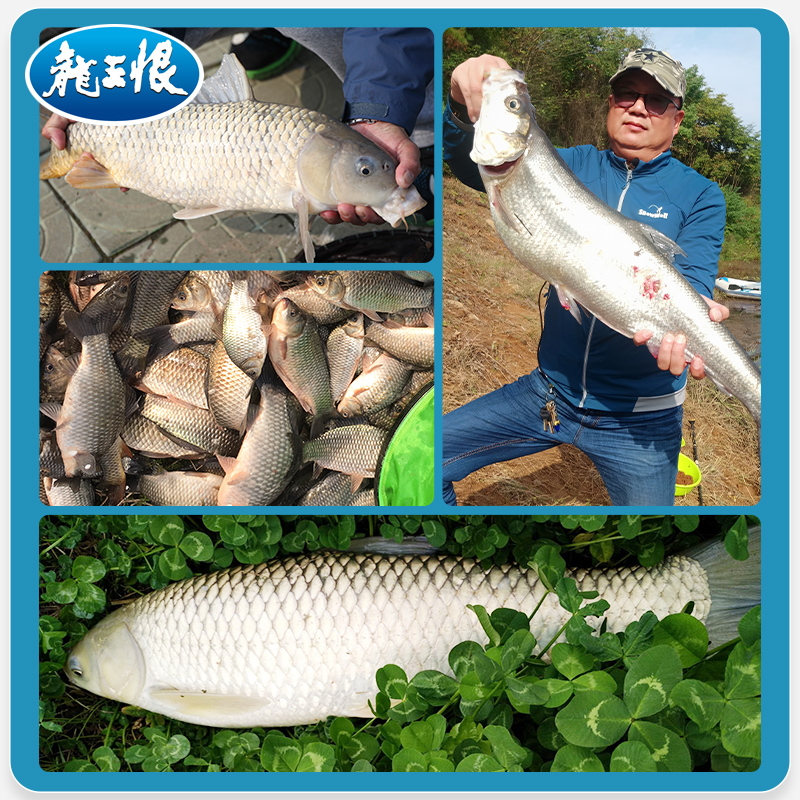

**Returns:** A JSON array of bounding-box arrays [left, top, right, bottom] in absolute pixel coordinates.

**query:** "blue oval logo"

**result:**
[[26, 25, 203, 125]]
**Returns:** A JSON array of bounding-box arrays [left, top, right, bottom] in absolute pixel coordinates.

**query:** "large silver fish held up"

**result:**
[[471, 70, 760, 428], [64, 532, 759, 728], [39, 55, 426, 263]]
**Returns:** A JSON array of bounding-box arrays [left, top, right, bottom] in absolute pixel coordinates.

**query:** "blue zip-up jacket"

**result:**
[[444, 99, 726, 412], [342, 28, 434, 135]]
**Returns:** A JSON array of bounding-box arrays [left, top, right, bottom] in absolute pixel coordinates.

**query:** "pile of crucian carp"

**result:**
[[39, 269, 434, 506]]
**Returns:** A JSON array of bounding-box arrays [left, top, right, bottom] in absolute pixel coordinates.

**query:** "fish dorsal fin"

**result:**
[[641, 226, 687, 261], [148, 688, 269, 722], [192, 53, 254, 104], [346, 535, 440, 555]]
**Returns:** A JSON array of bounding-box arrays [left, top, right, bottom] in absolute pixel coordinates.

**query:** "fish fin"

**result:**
[[148, 689, 269, 721], [64, 308, 114, 339], [216, 455, 238, 476], [64, 153, 121, 189], [346, 535, 441, 555], [489, 185, 526, 234], [422, 312, 435, 328], [551, 284, 583, 326], [641, 226, 687, 261], [173, 206, 228, 220], [350, 473, 366, 493], [192, 53, 254, 104], [682, 526, 761, 648], [291, 193, 315, 263], [39, 402, 63, 422], [340, 694, 379, 719], [361, 308, 385, 322]]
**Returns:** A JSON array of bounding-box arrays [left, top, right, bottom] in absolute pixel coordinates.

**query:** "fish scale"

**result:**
[[66, 550, 712, 728]]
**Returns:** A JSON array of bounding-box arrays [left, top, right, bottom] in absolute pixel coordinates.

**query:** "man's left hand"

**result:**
[[633, 296, 730, 379], [319, 121, 420, 226]]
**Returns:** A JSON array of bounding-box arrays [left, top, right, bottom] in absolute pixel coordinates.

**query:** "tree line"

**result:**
[[443, 27, 761, 261]]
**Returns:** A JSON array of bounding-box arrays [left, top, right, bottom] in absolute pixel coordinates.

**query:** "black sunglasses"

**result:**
[[612, 90, 681, 116]]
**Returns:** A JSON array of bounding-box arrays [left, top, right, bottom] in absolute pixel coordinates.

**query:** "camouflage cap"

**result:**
[[609, 48, 686, 103]]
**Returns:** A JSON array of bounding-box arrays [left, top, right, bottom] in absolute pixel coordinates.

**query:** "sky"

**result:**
[[636, 27, 761, 133]]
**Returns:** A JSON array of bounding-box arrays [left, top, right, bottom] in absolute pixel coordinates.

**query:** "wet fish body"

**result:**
[[337, 353, 412, 417], [40, 56, 425, 263], [268, 298, 333, 417], [222, 281, 267, 379], [364, 320, 434, 368], [217, 380, 301, 506], [65, 534, 759, 728], [44, 313, 126, 478], [472, 69, 761, 427], [308, 272, 433, 319], [138, 347, 209, 410], [135, 470, 223, 506], [206, 341, 255, 433], [303, 423, 386, 478]]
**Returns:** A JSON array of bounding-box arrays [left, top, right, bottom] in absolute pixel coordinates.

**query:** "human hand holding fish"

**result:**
[[41, 112, 131, 193], [633, 295, 731, 379], [319, 121, 421, 226], [450, 53, 512, 122]]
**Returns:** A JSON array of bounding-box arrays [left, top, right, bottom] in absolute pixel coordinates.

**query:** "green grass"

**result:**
[[39, 514, 760, 772]]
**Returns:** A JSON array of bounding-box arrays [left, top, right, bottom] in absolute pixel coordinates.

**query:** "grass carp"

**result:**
[[65, 531, 760, 728], [471, 70, 761, 428], [39, 55, 425, 263]]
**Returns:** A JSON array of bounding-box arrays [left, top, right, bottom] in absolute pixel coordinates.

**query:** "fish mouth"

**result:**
[[479, 157, 521, 176]]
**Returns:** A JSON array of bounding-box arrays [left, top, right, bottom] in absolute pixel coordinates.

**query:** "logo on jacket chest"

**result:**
[[638, 204, 669, 220]]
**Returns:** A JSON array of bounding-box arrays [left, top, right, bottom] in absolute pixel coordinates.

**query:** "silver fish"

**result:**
[[303, 423, 386, 479], [64, 532, 759, 728], [216, 379, 301, 506], [471, 69, 761, 427], [134, 470, 223, 507], [39, 55, 425, 263]]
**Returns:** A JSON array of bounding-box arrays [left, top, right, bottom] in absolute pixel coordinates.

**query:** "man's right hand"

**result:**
[[450, 54, 512, 123]]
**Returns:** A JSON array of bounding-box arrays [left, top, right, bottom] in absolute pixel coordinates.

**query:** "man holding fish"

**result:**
[[443, 47, 738, 506]]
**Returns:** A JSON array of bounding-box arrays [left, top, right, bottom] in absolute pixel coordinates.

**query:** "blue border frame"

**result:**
[[13, 6, 788, 792]]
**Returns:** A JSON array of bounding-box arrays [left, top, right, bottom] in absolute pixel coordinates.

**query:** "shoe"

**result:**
[[230, 29, 301, 81]]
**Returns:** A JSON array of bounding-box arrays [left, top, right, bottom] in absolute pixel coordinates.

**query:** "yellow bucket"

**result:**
[[675, 438, 701, 496]]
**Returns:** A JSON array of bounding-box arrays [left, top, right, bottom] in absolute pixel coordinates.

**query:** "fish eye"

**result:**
[[67, 655, 83, 678], [44, 363, 54, 373], [506, 96, 522, 111], [356, 157, 376, 177]]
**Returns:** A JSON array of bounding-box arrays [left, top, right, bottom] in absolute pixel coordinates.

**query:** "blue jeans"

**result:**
[[442, 369, 683, 506]]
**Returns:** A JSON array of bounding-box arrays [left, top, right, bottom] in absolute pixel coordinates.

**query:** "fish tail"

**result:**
[[39, 144, 73, 180], [64, 308, 115, 340], [683, 525, 761, 647]]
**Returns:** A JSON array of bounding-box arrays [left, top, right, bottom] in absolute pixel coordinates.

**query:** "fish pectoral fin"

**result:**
[[39, 402, 63, 422], [642, 226, 687, 261], [552, 283, 583, 325], [173, 206, 228, 220], [149, 688, 269, 720], [341, 693, 379, 720], [64, 153, 122, 189], [489, 185, 526, 234], [291, 193, 316, 263]]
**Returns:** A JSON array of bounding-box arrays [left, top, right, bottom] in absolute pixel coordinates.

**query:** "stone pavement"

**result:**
[[38, 31, 431, 265]]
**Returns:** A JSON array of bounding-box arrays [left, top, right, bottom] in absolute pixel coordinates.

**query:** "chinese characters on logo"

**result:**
[[43, 38, 189, 99]]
